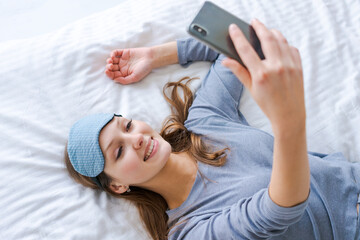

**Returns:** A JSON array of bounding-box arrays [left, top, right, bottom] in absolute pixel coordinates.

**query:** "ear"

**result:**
[[109, 183, 128, 194]]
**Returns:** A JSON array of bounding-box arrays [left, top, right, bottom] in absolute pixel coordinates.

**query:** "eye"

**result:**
[[116, 119, 132, 160], [126, 119, 132, 132], [116, 146, 122, 159]]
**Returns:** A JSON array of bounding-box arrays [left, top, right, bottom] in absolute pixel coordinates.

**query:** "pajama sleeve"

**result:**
[[168, 189, 308, 239], [177, 37, 248, 125]]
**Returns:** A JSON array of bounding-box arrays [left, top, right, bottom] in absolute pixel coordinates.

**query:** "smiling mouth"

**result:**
[[144, 138, 154, 161]]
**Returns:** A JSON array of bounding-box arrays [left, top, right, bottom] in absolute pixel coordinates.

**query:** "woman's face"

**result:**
[[99, 116, 171, 187]]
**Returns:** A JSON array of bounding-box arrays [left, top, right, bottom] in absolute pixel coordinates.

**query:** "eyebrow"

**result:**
[[104, 117, 122, 159]]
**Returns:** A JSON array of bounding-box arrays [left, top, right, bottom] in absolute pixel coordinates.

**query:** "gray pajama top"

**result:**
[[166, 38, 360, 240]]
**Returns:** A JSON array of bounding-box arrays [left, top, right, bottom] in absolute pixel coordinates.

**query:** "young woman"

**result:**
[[65, 20, 359, 240]]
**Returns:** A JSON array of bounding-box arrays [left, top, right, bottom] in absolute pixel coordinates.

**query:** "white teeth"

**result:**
[[144, 139, 154, 161]]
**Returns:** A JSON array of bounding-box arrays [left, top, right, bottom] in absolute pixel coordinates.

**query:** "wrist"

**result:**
[[272, 120, 306, 140], [148, 46, 158, 69], [271, 111, 306, 137], [150, 41, 178, 69]]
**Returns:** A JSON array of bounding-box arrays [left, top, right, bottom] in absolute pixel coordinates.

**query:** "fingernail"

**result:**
[[252, 18, 258, 24], [229, 24, 237, 32]]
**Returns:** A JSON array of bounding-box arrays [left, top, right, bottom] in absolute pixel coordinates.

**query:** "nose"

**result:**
[[131, 133, 144, 150]]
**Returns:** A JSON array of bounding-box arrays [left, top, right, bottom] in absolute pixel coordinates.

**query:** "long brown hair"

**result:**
[[64, 77, 228, 240]]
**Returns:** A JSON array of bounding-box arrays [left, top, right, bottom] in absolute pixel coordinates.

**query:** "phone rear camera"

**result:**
[[193, 24, 207, 36]]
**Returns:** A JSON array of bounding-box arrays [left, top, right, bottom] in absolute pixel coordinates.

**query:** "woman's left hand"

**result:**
[[105, 47, 153, 85]]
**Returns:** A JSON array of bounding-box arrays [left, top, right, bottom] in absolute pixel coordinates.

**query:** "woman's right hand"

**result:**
[[105, 47, 154, 85], [222, 19, 306, 134]]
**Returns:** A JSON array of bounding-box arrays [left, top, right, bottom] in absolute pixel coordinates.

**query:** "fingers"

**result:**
[[105, 66, 122, 80], [105, 68, 114, 79], [105, 61, 119, 80], [251, 19, 281, 61], [107, 57, 119, 65], [252, 20, 302, 70], [111, 49, 123, 58], [105, 50, 121, 79], [105, 64, 139, 85], [270, 29, 288, 45], [289, 46, 303, 80], [228, 24, 262, 70], [269, 28, 302, 72], [290, 47, 302, 69], [106, 63, 119, 71], [105, 51, 121, 77], [222, 58, 251, 88], [105, 49, 129, 83], [105, 61, 134, 85], [270, 29, 293, 66], [108, 49, 122, 66], [105, 70, 131, 84]]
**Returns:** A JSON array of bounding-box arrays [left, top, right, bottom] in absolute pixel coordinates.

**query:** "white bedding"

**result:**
[[0, 0, 359, 239]]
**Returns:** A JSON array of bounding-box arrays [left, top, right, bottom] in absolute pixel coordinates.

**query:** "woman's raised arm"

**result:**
[[223, 20, 310, 207]]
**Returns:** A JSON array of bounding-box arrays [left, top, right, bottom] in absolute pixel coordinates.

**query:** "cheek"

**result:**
[[121, 157, 141, 175]]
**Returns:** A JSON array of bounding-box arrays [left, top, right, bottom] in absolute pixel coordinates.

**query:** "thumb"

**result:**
[[222, 58, 251, 89]]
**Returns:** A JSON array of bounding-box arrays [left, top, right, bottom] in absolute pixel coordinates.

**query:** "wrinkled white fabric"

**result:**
[[0, 0, 359, 239]]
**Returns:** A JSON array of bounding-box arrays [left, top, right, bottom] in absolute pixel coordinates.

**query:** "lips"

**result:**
[[144, 137, 153, 161]]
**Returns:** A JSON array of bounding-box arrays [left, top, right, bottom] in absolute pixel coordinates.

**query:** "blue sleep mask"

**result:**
[[67, 113, 122, 188]]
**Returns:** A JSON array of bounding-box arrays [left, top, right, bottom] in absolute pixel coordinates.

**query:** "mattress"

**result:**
[[0, 0, 359, 239]]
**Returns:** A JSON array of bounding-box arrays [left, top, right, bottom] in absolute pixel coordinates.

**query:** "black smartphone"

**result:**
[[187, 1, 265, 67]]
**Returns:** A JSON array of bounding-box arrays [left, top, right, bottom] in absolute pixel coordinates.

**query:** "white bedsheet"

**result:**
[[0, 0, 124, 42], [0, 0, 359, 239]]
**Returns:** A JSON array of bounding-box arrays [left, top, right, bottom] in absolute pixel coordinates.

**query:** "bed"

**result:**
[[0, 0, 359, 239]]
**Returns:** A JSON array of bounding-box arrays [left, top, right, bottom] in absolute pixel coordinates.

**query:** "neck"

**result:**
[[141, 152, 198, 210]]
